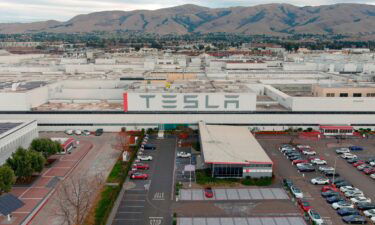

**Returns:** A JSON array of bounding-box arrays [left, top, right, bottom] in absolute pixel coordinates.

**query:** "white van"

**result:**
[[65, 129, 73, 135], [74, 129, 82, 135]]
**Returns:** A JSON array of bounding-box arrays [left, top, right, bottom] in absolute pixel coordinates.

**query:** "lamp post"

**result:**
[[332, 155, 341, 186]]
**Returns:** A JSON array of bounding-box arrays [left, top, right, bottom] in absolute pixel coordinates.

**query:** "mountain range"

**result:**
[[1, 3, 375, 37]]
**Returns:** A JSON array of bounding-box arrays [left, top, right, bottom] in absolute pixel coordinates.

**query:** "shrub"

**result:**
[[30, 138, 62, 159], [0, 165, 15, 194]]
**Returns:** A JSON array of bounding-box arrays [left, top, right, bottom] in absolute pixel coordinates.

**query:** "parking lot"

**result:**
[[179, 188, 289, 201], [258, 135, 375, 225], [176, 144, 196, 183], [110, 135, 176, 225]]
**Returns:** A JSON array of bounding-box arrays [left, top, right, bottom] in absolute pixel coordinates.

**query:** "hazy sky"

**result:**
[[0, 0, 374, 23]]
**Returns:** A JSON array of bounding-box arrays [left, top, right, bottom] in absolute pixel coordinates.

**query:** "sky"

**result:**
[[0, 0, 374, 23]]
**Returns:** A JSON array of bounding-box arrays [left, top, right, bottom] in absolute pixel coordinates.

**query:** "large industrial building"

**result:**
[[0, 48, 375, 132], [0, 120, 38, 165], [199, 122, 273, 178]]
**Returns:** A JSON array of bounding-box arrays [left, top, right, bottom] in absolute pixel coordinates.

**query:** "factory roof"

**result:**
[[199, 122, 273, 165]]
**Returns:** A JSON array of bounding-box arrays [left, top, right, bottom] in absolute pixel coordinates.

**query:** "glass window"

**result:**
[[340, 93, 348, 97], [353, 93, 362, 97]]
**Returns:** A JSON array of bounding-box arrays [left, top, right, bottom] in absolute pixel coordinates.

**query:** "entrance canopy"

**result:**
[[0, 194, 24, 216]]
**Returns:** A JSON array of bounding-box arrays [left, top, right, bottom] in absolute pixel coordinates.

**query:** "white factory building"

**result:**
[[0, 120, 38, 165], [0, 49, 375, 132]]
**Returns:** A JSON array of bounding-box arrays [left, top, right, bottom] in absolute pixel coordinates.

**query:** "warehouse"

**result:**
[[0, 120, 38, 165], [198, 121, 273, 178]]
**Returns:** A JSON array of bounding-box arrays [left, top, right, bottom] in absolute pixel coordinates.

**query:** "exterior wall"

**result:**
[[0, 120, 38, 165], [226, 63, 268, 70], [0, 93, 29, 110], [291, 97, 375, 111], [2, 112, 375, 132], [125, 93, 256, 112], [243, 166, 273, 178], [312, 85, 375, 98], [263, 85, 293, 109]]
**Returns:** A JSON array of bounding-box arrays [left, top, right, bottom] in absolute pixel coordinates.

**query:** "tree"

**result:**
[[114, 127, 131, 153], [30, 138, 62, 159], [0, 165, 15, 194], [52, 173, 103, 225], [6, 148, 46, 182]]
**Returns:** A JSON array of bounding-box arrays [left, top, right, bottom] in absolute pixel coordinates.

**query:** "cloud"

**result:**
[[0, 0, 374, 22]]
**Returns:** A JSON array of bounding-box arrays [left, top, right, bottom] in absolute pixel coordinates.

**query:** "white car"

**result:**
[[65, 129, 73, 135], [350, 196, 371, 204], [297, 145, 311, 149], [303, 150, 316, 155], [370, 161, 375, 166], [371, 174, 375, 179], [74, 129, 82, 135], [332, 201, 354, 210], [137, 155, 153, 161], [345, 190, 364, 198], [340, 186, 359, 193], [341, 153, 357, 159], [311, 159, 327, 165], [371, 217, 375, 223], [311, 177, 330, 185], [177, 152, 191, 158], [82, 130, 91, 136], [307, 209, 324, 225], [364, 209, 375, 217], [336, 147, 350, 154], [290, 186, 303, 199]]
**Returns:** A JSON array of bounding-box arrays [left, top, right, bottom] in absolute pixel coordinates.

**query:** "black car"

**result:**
[[289, 155, 302, 161], [297, 165, 315, 172], [142, 144, 156, 150], [284, 150, 298, 155], [335, 181, 352, 188], [324, 170, 340, 177], [357, 203, 375, 210], [342, 215, 367, 224], [283, 179, 293, 189], [338, 208, 360, 216], [321, 190, 340, 198], [327, 195, 346, 204], [347, 158, 359, 164], [95, 128, 103, 136]]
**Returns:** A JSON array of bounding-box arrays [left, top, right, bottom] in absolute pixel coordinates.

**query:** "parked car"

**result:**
[[336, 181, 353, 188], [363, 168, 375, 175], [340, 186, 359, 193], [353, 161, 366, 167], [204, 187, 214, 198], [350, 146, 364, 151], [345, 190, 364, 198], [65, 129, 73, 135], [297, 163, 315, 172], [283, 179, 294, 189], [319, 166, 335, 172], [357, 203, 375, 211], [137, 155, 153, 161], [327, 195, 346, 204], [142, 144, 156, 150], [336, 148, 350, 154], [350, 196, 372, 204], [370, 174, 375, 179], [177, 152, 191, 158], [342, 153, 358, 159], [322, 190, 340, 198], [357, 164, 371, 171], [324, 170, 340, 177], [307, 209, 324, 225], [342, 215, 367, 224], [337, 208, 361, 216], [363, 209, 375, 217], [347, 158, 359, 164], [292, 159, 309, 165], [311, 159, 327, 165], [297, 199, 312, 212], [311, 177, 330, 185], [303, 150, 316, 155], [132, 163, 150, 170], [290, 186, 303, 198], [95, 128, 104, 136], [82, 130, 91, 136], [332, 201, 354, 210], [322, 185, 339, 192], [130, 172, 148, 180]]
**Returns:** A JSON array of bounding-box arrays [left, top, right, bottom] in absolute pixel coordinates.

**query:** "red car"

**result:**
[[321, 185, 339, 192], [204, 187, 214, 198], [130, 173, 148, 180], [293, 159, 309, 165], [132, 163, 150, 170], [297, 199, 312, 212], [363, 168, 375, 175], [353, 161, 365, 167]]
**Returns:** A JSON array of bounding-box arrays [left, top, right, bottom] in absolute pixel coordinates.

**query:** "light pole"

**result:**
[[332, 155, 341, 186]]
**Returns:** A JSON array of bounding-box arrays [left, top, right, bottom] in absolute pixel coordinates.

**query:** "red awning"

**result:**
[[319, 125, 353, 130]]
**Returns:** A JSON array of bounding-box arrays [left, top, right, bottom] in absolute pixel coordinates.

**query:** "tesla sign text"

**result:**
[[124, 92, 256, 111]]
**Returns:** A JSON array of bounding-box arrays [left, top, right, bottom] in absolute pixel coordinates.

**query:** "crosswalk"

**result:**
[[153, 192, 165, 200]]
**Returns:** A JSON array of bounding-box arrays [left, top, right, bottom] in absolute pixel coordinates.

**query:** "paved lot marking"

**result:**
[[153, 192, 165, 200], [149, 216, 163, 225], [179, 217, 306, 225]]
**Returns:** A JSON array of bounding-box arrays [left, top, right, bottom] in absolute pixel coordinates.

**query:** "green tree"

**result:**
[[6, 147, 46, 182], [30, 138, 62, 159], [0, 165, 15, 194], [6, 147, 33, 181]]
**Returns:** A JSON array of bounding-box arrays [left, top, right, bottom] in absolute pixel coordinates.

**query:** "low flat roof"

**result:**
[[0, 122, 22, 135], [199, 122, 272, 165]]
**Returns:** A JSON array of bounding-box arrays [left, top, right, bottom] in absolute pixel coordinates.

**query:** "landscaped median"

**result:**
[[85, 132, 144, 225]]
